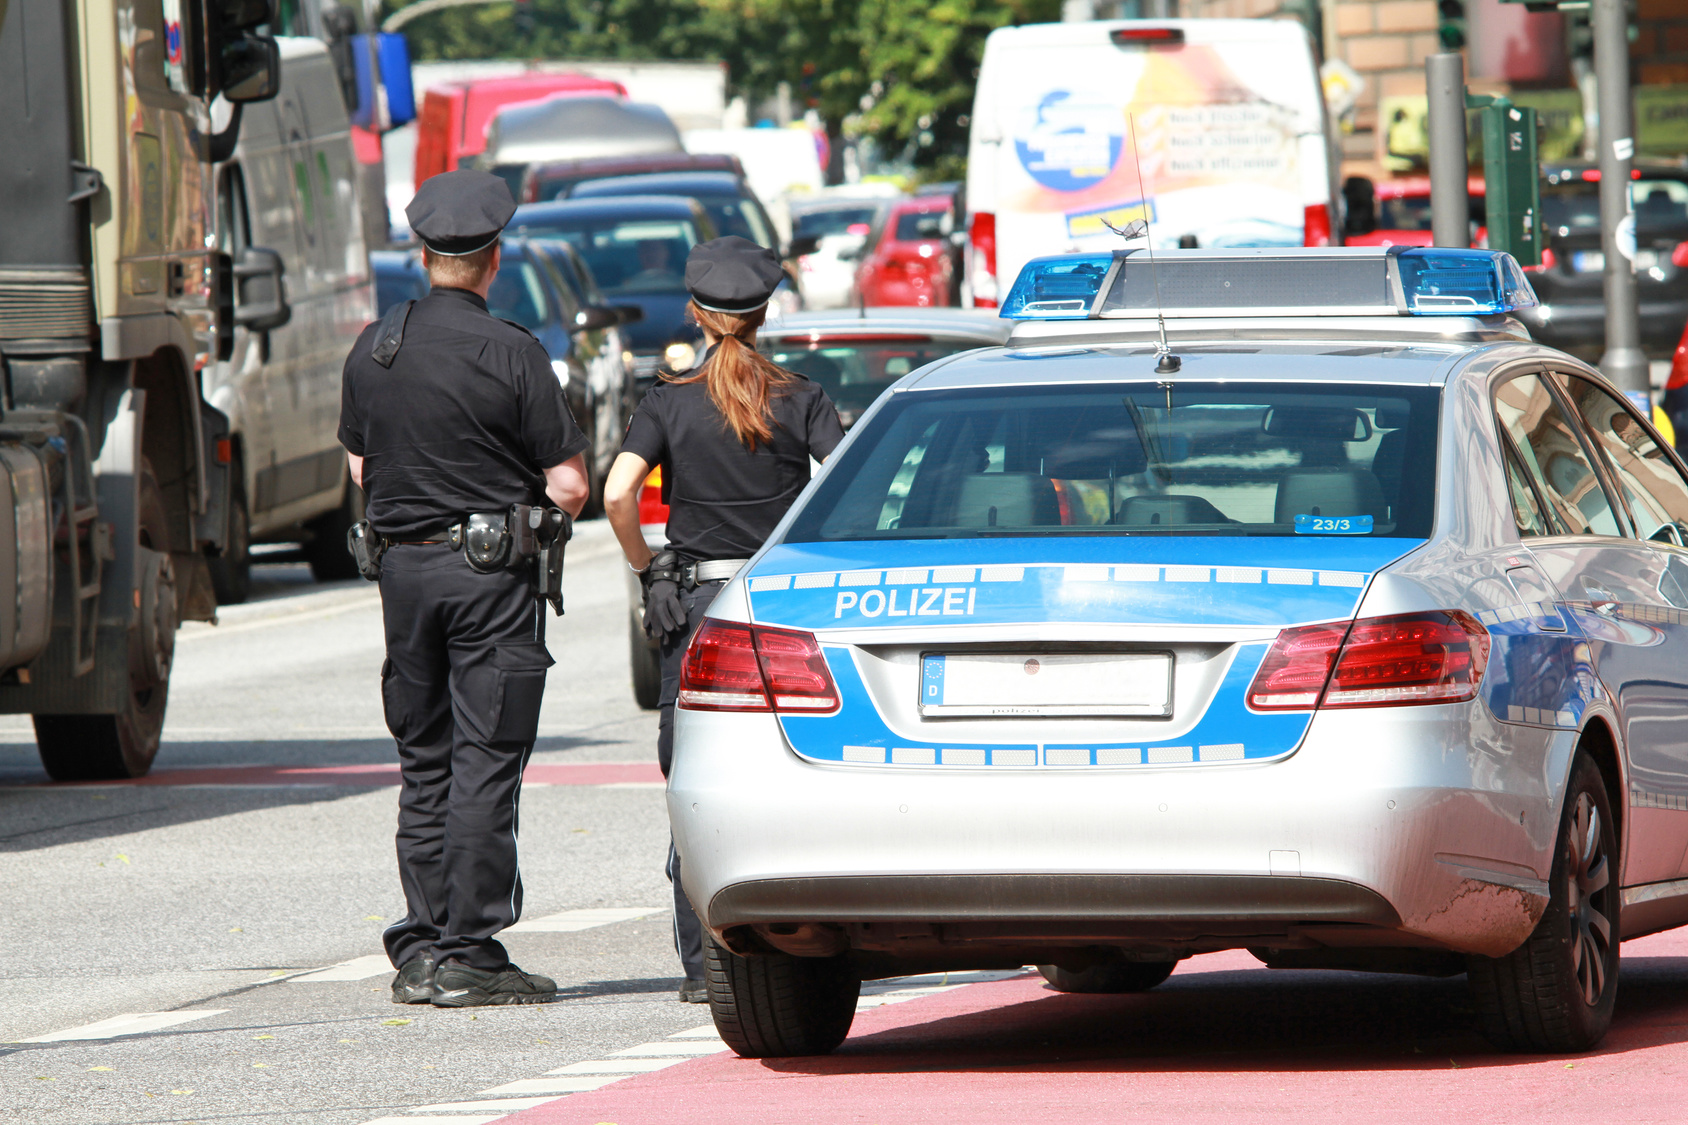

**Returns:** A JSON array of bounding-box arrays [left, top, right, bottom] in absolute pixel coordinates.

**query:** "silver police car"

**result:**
[[669, 247, 1688, 1058]]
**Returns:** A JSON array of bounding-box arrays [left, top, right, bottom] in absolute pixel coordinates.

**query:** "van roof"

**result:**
[[983, 17, 1314, 47]]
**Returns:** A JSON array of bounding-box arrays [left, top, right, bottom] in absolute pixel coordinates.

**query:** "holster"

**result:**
[[530, 505, 572, 616], [346, 519, 386, 581]]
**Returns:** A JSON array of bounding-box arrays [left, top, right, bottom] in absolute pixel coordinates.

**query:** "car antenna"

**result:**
[[857, 286, 866, 320], [1125, 113, 1180, 384]]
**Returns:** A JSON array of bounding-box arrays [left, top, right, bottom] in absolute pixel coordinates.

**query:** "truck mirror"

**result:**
[[219, 35, 280, 102], [234, 247, 291, 331], [573, 306, 620, 332]]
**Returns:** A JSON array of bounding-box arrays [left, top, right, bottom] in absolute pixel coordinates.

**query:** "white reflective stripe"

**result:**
[[23, 1010, 228, 1042]]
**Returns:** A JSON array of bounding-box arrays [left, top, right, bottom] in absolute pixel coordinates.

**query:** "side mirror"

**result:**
[[613, 304, 644, 325], [212, 0, 281, 103], [783, 235, 821, 259], [573, 306, 620, 332], [234, 247, 291, 331]]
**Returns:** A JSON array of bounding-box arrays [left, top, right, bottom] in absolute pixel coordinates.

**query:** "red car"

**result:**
[[1342, 175, 1486, 248], [853, 198, 956, 307]]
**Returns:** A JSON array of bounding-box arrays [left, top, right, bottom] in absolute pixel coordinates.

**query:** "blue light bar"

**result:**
[[999, 254, 1112, 319], [1395, 248, 1538, 316]]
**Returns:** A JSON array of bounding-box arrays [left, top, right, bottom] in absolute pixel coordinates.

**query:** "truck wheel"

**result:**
[[630, 614, 661, 710], [304, 482, 363, 582], [34, 464, 176, 780], [207, 462, 251, 604], [707, 936, 858, 1058], [1037, 959, 1177, 994], [1468, 751, 1619, 1052]]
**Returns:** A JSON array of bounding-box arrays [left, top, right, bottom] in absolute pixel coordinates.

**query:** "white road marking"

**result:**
[[596, 781, 666, 789], [358, 1117, 504, 1125], [609, 1040, 724, 1056], [548, 1058, 688, 1074], [668, 1024, 724, 1038], [290, 954, 393, 982], [21, 1009, 228, 1042], [504, 906, 666, 933], [410, 1097, 565, 1112], [479, 1076, 622, 1095]]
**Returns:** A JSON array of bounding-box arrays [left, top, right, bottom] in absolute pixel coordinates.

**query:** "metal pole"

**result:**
[[1593, 0, 1648, 398], [1426, 53, 1469, 249]]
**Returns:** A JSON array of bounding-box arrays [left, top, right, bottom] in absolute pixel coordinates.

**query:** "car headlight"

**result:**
[[665, 342, 697, 372], [551, 359, 570, 388], [622, 349, 636, 372]]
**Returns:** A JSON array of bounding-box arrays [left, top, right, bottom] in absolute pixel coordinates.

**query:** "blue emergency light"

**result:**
[[998, 247, 1539, 320]]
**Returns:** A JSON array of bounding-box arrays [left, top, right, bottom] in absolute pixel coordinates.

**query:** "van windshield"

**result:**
[[512, 218, 700, 297], [783, 382, 1439, 542]]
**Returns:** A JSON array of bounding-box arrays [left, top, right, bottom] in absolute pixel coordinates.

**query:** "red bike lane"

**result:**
[[509, 929, 1688, 1125]]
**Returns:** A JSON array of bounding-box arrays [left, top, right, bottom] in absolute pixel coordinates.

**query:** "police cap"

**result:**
[[406, 170, 516, 256], [685, 236, 784, 314]]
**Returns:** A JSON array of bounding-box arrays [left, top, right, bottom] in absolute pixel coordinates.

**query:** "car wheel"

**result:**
[[629, 614, 661, 710], [1037, 959, 1177, 994], [1467, 751, 1619, 1052], [706, 935, 858, 1058], [207, 457, 251, 605], [35, 463, 175, 780], [304, 482, 364, 582]]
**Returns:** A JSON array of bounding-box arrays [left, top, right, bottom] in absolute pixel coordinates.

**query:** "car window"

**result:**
[[1501, 439, 1558, 537], [1493, 373, 1622, 537], [763, 338, 983, 428], [514, 218, 699, 297], [1559, 374, 1688, 541], [529, 248, 580, 322], [793, 207, 881, 239], [895, 210, 952, 241], [486, 258, 550, 330], [702, 196, 775, 247], [1377, 195, 1433, 232], [783, 382, 1439, 542]]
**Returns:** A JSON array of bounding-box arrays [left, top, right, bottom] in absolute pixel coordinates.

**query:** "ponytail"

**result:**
[[674, 301, 792, 451]]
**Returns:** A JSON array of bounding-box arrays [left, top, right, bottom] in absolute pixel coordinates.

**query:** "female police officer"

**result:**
[[603, 236, 845, 1001]]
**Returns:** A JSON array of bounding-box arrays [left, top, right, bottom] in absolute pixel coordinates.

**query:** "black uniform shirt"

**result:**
[[338, 287, 589, 539], [621, 360, 845, 560]]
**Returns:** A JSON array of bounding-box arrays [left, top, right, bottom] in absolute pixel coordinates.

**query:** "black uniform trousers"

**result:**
[[656, 580, 724, 982], [378, 543, 554, 972]]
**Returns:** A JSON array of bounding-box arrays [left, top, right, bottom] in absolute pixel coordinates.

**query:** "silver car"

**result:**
[[668, 247, 1688, 1058]]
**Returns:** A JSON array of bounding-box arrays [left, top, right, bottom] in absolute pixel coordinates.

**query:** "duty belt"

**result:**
[[684, 558, 749, 588]]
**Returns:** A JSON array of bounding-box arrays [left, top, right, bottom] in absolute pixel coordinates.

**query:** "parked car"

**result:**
[[1342, 175, 1487, 248], [854, 195, 959, 307], [509, 195, 715, 397], [520, 152, 745, 204], [486, 238, 640, 513], [622, 308, 1012, 707], [207, 37, 377, 603], [411, 72, 627, 191], [371, 248, 428, 315], [1520, 164, 1688, 361], [787, 195, 895, 309], [477, 96, 682, 200]]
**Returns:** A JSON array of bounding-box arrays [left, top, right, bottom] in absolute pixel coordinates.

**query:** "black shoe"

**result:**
[[391, 957, 435, 1005], [431, 961, 559, 1007], [678, 977, 708, 1003]]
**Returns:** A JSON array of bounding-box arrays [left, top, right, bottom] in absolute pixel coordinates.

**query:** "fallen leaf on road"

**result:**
[[34, 1076, 53, 1081], [338, 1039, 355, 1044], [115, 854, 129, 864], [1449, 1060, 1461, 1069], [381, 1019, 411, 1026], [253, 1035, 275, 1040], [228, 927, 243, 933], [573, 828, 589, 834], [1565, 1063, 1575, 1069], [252, 1062, 269, 1068], [364, 915, 384, 921], [171, 1089, 193, 1095], [87, 1066, 113, 1072]]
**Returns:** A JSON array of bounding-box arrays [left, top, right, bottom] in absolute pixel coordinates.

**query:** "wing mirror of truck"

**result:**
[[212, 0, 281, 103], [234, 247, 291, 332], [783, 235, 821, 259]]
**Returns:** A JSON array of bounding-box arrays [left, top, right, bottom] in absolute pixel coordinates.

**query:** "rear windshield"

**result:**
[[513, 218, 699, 296], [783, 382, 1439, 542], [1545, 178, 1688, 234], [763, 337, 982, 428], [794, 207, 880, 239], [895, 210, 951, 241]]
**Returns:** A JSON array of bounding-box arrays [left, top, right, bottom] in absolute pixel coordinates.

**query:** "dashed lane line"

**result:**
[[504, 906, 666, 934], [289, 954, 394, 983], [19, 1009, 229, 1042]]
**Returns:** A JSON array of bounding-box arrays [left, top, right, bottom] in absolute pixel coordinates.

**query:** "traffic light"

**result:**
[[1470, 95, 1542, 267], [1437, 0, 1466, 50]]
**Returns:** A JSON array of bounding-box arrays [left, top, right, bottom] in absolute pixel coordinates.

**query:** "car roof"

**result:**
[[571, 171, 745, 197], [512, 195, 708, 223], [761, 308, 1012, 344], [901, 340, 1468, 393]]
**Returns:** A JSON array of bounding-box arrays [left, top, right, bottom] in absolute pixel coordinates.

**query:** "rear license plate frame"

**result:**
[[918, 651, 1174, 718]]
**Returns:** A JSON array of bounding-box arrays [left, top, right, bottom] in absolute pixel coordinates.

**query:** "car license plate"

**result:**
[[1572, 250, 1605, 273], [919, 652, 1172, 718]]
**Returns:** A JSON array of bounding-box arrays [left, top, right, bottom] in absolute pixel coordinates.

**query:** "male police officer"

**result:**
[[339, 170, 590, 1007]]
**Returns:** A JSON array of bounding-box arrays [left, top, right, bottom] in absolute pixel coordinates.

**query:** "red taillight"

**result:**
[[1249, 611, 1489, 711], [679, 621, 840, 713], [970, 211, 997, 308], [1523, 246, 1558, 273], [1672, 241, 1688, 269], [1110, 26, 1185, 44], [1303, 203, 1332, 247], [1669, 321, 1688, 390], [637, 467, 668, 526]]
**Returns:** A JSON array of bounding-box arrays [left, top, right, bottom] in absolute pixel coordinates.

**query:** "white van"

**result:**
[[965, 19, 1339, 306], [209, 37, 376, 602]]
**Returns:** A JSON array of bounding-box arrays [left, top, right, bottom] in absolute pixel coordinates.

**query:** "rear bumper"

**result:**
[[668, 702, 1571, 961]]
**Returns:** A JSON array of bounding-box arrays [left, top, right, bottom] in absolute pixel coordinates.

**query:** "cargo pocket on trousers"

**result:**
[[381, 658, 432, 744], [491, 642, 554, 743]]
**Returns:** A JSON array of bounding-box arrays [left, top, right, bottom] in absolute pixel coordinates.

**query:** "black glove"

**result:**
[[641, 550, 687, 640]]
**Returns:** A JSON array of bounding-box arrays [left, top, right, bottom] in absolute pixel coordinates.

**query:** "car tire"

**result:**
[[207, 458, 251, 605], [35, 463, 175, 781], [1467, 751, 1619, 1052], [304, 481, 364, 582], [706, 935, 858, 1058], [630, 614, 661, 710], [1037, 959, 1177, 994]]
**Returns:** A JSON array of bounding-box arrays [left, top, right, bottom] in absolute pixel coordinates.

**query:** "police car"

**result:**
[[669, 246, 1688, 1059]]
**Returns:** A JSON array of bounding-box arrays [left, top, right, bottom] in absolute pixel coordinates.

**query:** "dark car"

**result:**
[[1519, 164, 1688, 360], [370, 249, 429, 316], [486, 237, 640, 512], [519, 152, 744, 204], [510, 195, 717, 396]]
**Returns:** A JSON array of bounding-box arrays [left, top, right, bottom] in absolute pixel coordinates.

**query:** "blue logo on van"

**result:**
[[1014, 91, 1123, 192]]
